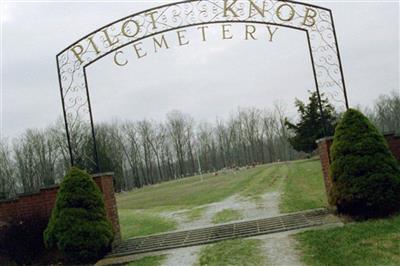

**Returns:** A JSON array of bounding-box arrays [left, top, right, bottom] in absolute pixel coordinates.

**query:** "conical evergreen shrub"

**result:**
[[330, 109, 400, 218], [44, 167, 113, 263]]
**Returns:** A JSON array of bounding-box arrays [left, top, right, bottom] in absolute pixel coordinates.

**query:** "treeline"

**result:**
[[91, 104, 299, 192], [0, 104, 299, 197], [363, 91, 400, 134], [1, 91, 399, 198]]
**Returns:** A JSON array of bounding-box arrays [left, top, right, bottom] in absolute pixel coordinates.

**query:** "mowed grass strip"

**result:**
[[118, 209, 176, 239], [280, 159, 327, 212], [212, 209, 243, 224], [196, 239, 267, 266], [184, 206, 208, 222], [240, 163, 288, 200], [295, 215, 400, 266]]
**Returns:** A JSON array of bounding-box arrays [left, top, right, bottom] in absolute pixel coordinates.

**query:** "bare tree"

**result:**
[[373, 90, 400, 134], [122, 122, 145, 188], [0, 140, 16, 198], [13, 129, 59, 192], [167, 111, 190, 177]]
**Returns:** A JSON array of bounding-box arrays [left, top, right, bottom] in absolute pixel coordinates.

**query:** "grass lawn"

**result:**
[[196, 239, 266, 266], [115, 158, 400, 266], [118, 209, 177, 239], [117, 165, 279, 210], [116, 159, 329, 239], [125, 255, 166, 266], [212, 209, 243, 224], [280, 158, 327, 212], [239, 164, 288, 200], [183, 207, 208, 222], [295, 214, 400, 266], [117, 163, 293, 238]]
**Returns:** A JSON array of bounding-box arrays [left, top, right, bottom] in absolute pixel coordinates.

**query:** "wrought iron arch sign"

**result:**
[[57, 0, 349, 172]]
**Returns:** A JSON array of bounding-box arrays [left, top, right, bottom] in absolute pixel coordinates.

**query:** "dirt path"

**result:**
[[159, 189, 284, 265], [254, 232, 303, 266], [163, 245, 202, 266], [161, 198, 305, 265], [159, 168, 305, 266], [160, 191, 281, 231]]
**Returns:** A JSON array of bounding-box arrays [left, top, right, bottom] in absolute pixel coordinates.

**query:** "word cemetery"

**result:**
[[112, 24, 279, 66]]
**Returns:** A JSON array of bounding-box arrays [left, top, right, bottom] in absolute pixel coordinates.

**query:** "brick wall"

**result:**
[[0, 173, 121, 242], [317, 133, 400, 206]]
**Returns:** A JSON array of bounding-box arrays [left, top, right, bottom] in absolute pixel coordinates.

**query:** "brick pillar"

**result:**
[[93, 173, 121, 243], [384, 133, 400, 162], [316, 137, 334, 206]]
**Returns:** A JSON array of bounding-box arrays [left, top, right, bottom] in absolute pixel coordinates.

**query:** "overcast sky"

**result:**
[[1, 0, 399, 139]]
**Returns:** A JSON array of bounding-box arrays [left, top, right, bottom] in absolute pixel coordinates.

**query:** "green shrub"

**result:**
[[43, 167, 113, 263], [330, 109, 400, 218]]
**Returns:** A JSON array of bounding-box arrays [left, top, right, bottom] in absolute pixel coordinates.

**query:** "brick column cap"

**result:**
[[316, 136, 334, 144], [39, 184, 60, 191], [91, 172, 114, 178]]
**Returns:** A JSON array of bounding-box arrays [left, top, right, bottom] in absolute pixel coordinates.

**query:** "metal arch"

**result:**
[[56, 0, 333, 57], [57, 0, 349, 171]]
